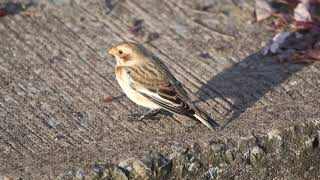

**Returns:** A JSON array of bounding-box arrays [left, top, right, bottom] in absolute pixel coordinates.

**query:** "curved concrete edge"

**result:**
[[2, 118, 319, 179], [98, 118, 320, 180]]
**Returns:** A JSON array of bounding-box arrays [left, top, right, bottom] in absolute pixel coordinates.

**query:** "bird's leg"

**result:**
[[128, 109, 161, 121]]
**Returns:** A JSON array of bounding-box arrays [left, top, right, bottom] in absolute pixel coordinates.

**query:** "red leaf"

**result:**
[[290, 21, 320, 31], [0, 9, 7, 17]]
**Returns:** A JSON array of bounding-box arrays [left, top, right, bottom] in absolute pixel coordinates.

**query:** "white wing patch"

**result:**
[[136, 87, 177, 106]]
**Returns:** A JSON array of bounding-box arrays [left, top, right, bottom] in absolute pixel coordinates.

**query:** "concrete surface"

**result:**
[[0, 0, 319, 179]]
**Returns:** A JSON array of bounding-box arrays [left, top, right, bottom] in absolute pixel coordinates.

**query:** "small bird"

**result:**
[[108, 42, 220, 129]]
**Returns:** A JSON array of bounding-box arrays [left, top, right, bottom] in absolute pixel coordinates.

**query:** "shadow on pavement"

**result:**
[[197, 50, 306, 128]]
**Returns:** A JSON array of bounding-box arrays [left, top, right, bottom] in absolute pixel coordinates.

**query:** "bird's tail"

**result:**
[[193, 109, 220, 130]]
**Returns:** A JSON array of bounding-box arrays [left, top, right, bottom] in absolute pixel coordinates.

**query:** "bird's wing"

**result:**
[[125, 65, 196, 116]]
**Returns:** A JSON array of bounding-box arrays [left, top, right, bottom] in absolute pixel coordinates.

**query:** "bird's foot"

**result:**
[[128, 109, 161, 121]]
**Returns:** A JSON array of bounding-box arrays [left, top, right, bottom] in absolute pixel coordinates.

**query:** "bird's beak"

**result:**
[[109, 47, 117, 57]]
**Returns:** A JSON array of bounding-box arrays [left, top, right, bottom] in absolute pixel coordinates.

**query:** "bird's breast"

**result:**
[[115, 66, 123, 77], [115, 66, 159, 109]]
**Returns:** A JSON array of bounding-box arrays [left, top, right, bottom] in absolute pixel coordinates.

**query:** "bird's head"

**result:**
[[109, 42, 145, 66]]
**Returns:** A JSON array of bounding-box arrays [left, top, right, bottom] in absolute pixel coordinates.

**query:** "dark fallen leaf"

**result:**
[[142, 32, 159, 43], [292, 47, 320, 63], [199, 52, 211, 59], [195, 4, 213, 12], [128, 18, 144, 37], [307, 47, 320, 60], [104, 0, 114, 14], [273, 0, 300, 6], [292, 51, 315, 63], [0, 9, 6, 17], [290, 21, 320, 31]]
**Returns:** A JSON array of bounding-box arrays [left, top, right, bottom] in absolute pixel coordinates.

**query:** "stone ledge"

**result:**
[[112, 119, 319, 179], [19, 118, 316, 179]]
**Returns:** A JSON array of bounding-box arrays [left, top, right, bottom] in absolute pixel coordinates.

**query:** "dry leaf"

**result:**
[[255, 0, 273, 21], [290, 21, 320, 31], [292, 40, 320, 63], [262, 32, 292, 55], [292, 50, 320, 63], [294, 0, 311, 21], [21, 10, 34, 17], [102, 96, 115, 103], [292, 51, 312, 63], [307, 47, 320, 60]]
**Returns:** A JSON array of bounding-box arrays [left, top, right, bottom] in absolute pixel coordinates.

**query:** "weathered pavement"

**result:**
[[0, 0, 320, 179]]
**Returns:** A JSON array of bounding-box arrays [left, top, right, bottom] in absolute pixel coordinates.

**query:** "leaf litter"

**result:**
[[255, 0, 320, 63]]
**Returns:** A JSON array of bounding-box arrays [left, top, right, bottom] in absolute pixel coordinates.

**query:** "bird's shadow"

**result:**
[[196, 50, 306, 128]]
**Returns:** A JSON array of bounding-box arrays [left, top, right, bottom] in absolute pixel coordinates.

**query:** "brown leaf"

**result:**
[[307, 47, 320, 60], [292, 47, 320, 63], [290, 21, 320, 31], [292, 51, 310, 63], [102, 96, 115, 103]]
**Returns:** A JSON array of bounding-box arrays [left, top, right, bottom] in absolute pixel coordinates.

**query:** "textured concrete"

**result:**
[[0, 0, 319, 179]]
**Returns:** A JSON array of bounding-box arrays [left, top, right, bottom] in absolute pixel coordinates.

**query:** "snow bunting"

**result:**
[[109, 42, 220, 129]]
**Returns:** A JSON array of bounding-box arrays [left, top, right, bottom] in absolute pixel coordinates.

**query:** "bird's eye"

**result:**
[[119, 50, 123, 55]]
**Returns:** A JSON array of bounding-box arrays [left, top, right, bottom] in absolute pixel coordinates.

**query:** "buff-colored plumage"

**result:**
[[109, 42, 220, 129]]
